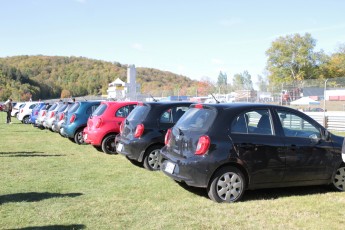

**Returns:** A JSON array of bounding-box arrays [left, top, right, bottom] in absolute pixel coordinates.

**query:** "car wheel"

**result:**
[[208, 166, 245, 203], [74, 128, 85, 145], [23, 116, 30, 124], [68, 137, 75, 143], [101, 134, 117, 154], [332, 166, 345, 191], [143, 145, 162, 171]]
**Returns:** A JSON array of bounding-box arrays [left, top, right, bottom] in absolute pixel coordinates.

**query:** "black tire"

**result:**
[[101, 134, 117, 154], [331, 166, 345, 191], [143, 145, 163, 171], [74, 128, 85, 145], [207, 166, 245, 203], [68, 137, 75, 143], [93, 146, 103, 152], [23, 116, 30, 124]]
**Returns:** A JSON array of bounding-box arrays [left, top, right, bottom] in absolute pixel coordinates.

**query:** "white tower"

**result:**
[[126, 65, 137, 100]]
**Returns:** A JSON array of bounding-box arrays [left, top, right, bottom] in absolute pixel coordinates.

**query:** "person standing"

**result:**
[[4, 98, 13, 124]]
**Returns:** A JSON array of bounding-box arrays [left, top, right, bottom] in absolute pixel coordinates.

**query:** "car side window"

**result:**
[[277, 110, 321, 138], [160, 106, 189, 124], [116, 105, 137, 118], [29, 104, 36, 109], [231, 109, 273, 135], [86, 105, 99, 115]]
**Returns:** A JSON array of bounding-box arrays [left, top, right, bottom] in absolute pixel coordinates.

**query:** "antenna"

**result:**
[[150, 94, 158, 102], [210, 93, 220, 104]]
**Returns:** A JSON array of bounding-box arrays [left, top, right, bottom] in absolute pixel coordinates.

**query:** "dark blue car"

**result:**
[[60, 101, 102, 144], [29, 102, 48, 125]]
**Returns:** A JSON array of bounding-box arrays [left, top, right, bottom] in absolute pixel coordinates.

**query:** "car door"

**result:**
[[230, 108, 286, 185], [276, 109, 335, 181]]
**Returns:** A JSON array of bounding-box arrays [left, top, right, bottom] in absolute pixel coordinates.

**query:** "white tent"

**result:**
[[290, 97, 320, 105]]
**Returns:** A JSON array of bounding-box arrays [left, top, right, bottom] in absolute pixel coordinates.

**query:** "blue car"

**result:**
[[29, 102, 48, 125], [60, 101, 102, 144]]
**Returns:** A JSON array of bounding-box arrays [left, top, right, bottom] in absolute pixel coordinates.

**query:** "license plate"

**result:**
[[164, 161, 175, 174], [116, 143, 123, 152]]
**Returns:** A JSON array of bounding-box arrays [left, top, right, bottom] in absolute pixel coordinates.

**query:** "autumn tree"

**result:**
[[265, 33, 321, 86], [61, 89, 71, 98]]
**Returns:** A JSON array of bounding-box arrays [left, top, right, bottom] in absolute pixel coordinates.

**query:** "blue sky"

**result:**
[[1, 0, 345, 84]]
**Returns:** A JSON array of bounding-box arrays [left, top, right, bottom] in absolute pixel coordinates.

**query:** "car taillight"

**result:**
[[134, 124, 144, 138], [95, 118, 102, 128], [70, 114, 76, 123], [50, 111, 55, 118], [42, 111, 46, 116], [120, 122, 125, 134], [59, 113, 64, 121], [165, 128, 172, 146], [35, 111, 38, 115], [21, 109, 23, 113], [195, 135, 210, 155]]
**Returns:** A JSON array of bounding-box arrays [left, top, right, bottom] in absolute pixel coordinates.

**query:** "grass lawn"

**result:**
[[1, 112, 345, 230]]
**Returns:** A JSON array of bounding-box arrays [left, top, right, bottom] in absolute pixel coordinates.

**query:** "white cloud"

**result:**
[[75, 0, 86, 3]]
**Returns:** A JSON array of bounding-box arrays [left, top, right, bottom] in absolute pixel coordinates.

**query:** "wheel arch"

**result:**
[[207, 162, 250, 190], [138, 143, 165, 162]]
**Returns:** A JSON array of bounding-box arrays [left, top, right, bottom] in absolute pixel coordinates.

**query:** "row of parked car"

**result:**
[[13, 99, 345, 203]]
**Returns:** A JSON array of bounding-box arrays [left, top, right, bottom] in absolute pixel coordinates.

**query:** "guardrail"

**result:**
[[305, 112, 345, 132]]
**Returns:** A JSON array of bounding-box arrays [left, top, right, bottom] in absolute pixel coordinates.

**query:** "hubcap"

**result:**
[[148, 150, 160, 170], [217, 172, 243, 202], [333, 167, 345, 191], [77, 132, 84, 144]]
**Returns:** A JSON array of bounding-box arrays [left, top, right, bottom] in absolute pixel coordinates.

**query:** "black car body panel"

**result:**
[[116, 102, 193, 163], [160, 103, 344, 191]]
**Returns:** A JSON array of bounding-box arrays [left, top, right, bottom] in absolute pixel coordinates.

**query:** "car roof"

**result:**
[[197, 102, 289, 110]]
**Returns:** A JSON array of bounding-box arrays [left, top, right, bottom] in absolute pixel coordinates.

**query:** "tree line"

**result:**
[[1, 33, 345, 101]]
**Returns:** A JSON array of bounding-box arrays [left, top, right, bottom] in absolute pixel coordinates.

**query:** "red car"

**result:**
[[83, 101, 137, 154]]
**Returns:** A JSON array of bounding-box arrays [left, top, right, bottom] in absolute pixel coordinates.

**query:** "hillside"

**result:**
[[0, 55, 200, 101]]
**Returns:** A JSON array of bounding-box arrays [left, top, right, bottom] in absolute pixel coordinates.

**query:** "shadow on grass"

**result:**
[[175, 182, 332, 201], [6, 224, 86, 230], [0, 151, 65, 157], [0, 192, 83, 205]]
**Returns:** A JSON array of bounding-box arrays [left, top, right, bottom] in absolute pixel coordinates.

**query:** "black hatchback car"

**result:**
[[160, 103, 345, 203], [116, 101, 192, 170]]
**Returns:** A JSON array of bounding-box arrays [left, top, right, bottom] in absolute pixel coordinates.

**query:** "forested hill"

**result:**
[[0, 55, 198, 101]]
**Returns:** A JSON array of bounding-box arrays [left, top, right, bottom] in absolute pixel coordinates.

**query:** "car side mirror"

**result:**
[[321, 129, 330, 141]]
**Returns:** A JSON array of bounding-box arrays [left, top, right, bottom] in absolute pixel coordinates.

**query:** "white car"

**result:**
[[17, 102, 39, 124], [11, 102, 25, 117]]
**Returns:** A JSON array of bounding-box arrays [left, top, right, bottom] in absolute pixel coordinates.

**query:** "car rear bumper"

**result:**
[[115, 135, 147, 162], [83, 129, 103, 146], [159, 147, 211, 188]]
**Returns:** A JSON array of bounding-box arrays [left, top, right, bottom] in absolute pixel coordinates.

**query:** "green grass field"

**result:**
[[1, 112, 345, 230]]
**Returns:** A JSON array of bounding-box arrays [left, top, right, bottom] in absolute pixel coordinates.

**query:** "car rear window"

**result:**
[[175, 107, 216, 132], [126, 104, 150, 125], [48, 103, 58, 111], [68, 102, 80, 113], [92, 104, 107, 116]]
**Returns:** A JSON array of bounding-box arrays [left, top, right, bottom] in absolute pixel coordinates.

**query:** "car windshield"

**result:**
[[175, 107, 217, 132], [92, 104, 107, 116]]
